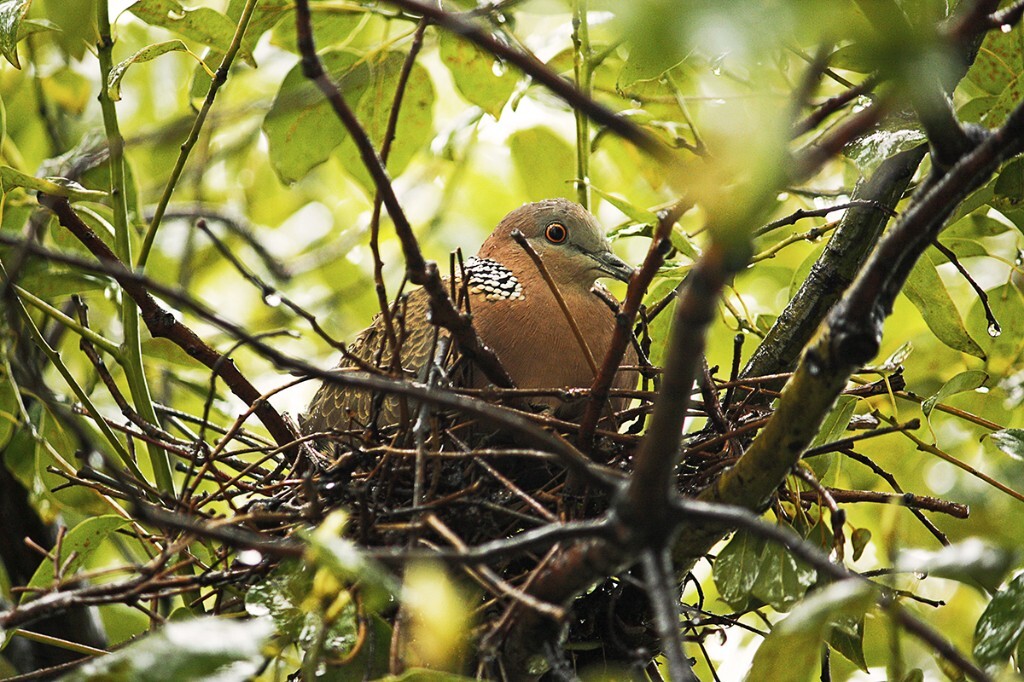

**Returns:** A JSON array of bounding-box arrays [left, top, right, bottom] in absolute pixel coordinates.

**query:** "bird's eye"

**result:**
[[545, 222, 568, 244]]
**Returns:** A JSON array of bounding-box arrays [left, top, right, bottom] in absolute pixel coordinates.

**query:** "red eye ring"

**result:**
[[545, 222, 568, 244]]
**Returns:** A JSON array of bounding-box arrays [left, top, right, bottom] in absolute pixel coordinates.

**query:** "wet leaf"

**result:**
[[60, 616, 274, 681], [989, 428, 1024, 461], [896, 539, 1015, 593], [903, 251, 985, 359], [0, 0, 31, 68], [245, 561, 359, 656], [439, 30, 518, 119], [843, 117, 926, 175], [974, 572, 1024, 674]]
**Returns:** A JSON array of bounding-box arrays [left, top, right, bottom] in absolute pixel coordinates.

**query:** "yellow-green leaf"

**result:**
[[0, 0, 32, 68], [903, 251, 986, 359], [439, 30, 518, 119], [0, 166, 108, 200], [108, 40, 210, 102]]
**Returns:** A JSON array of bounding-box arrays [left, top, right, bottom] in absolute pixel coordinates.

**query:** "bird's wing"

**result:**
[[302, 288, 448, 434]]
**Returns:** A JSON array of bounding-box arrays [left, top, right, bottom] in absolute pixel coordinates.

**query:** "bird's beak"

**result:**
[[591, 249, 635, 283]]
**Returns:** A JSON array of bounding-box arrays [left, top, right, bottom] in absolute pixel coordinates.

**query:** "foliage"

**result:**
[[1, 0, 1024, 680]]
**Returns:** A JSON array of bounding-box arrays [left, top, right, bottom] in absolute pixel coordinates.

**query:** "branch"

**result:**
[[577, 198, 691, 449], [36, 194, 299, 454], [293, 0, 515, 389], [380, 0, 672, 163]]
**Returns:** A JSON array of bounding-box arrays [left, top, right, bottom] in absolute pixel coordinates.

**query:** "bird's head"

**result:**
[[477, 198, 634, 289]]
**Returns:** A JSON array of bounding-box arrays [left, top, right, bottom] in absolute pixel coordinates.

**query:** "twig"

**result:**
[[511, 229, 598, 375], [578, 198, 692, 449]]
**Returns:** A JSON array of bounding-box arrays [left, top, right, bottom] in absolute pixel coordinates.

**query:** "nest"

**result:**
[[38, 342, 920, 678]]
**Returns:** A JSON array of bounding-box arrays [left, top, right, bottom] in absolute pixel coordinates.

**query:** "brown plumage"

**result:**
[[301, 198, 638, 435]]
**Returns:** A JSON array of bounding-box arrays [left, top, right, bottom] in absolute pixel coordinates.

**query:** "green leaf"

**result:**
[[269, 6, 363, 53], [108, 40, 208, 102], [921, 369, 988, 419], [227, 0, 291, 56], [807, 394, 857, 479], [336, 53, 436, 193], [0, 0, 32, 68], [828, 614, 868, 671], [714, 528, 765, 609], [974, 571, 1024, 674], [989, 428, 1024, 461], [935, 238, 990, 259], [41, 0, 96, 60], [966, 284, 1024, 372], [0, 354, 21, 451], [301, 510, 397, 610], [22, 515, 131, 601], [509, 127, 575, 201], [968, 23, 1024, 96], [263, 50, 366, 184], [590, 188, 658, 225], [896, 539, 1015, 593], [944, 213, 1012, 240], [245, 561, 359, 656], [15, 17, 57, 42], [957, 95, 998, 124], [128, 0, 251, 64], [40, 67, 92, 116], [0, 165, 108, 200], [903, 251, 986, 359], [439, 30, 518, 119], [618, 43, 686, 88], [750, 531, 818, 612], [811, 395, 860, 448], [851, 528, 871, 562], [993, 157, 1024, 211], [828, 43, 875, 73], [843, 116, 926, 176], [9, 265, 108, 298], [747, 581, 876, 682], [59, 616, 274, 681]]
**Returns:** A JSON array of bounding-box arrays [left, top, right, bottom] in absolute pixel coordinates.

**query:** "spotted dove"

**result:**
[[302, 198, 638, 435]]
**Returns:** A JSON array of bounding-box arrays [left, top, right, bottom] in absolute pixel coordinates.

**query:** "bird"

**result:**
[[301, 198, 639, 438]]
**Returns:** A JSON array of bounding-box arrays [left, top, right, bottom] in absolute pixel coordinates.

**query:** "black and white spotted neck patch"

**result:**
[[463, 257, 524, 301]]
